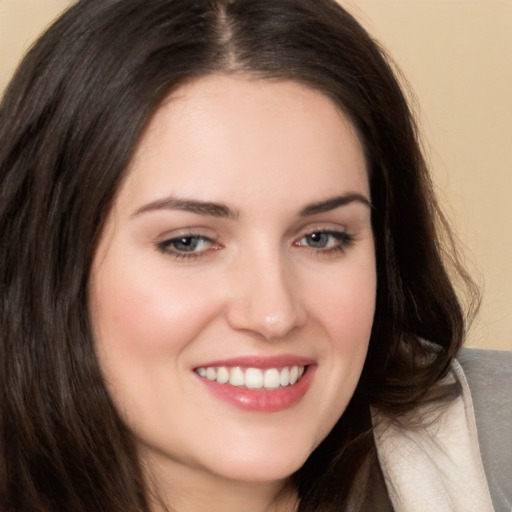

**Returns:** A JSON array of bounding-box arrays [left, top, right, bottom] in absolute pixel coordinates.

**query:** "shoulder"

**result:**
[[456, 347, 512, 512], [457, 346, 512, 380], [456, 348, 512, 435]]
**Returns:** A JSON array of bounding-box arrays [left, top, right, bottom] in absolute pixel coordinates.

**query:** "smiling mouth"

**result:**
[[194, 365, 306, 390]]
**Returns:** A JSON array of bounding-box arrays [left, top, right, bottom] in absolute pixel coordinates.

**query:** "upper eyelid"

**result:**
[[155, 227, 217, 242], [154, 220, 356, 241], [292, 223, 350, 238], [158, 233, 215, 245], [155, 227, 210, 241], [295, 229, 354, 244], [292, 213, 371, 237], [300, 229, 351, 237]]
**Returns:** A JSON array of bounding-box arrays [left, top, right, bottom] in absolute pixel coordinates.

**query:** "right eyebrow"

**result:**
[[131, 196, 240, 220], [299, 193, 372, 216]]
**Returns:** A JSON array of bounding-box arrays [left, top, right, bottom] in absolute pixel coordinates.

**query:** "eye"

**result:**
[[296, 230, 354, 252], [157, 235, 216, 258]]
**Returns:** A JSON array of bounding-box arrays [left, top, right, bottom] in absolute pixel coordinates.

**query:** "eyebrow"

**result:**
[[132, 192, 371, 219], [299, 193, 372, 216], [132, 197, 239, 219]]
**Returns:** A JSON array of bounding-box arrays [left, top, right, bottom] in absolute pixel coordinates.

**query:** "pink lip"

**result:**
[[193, 355, 317, 413], [195, 354, 316, 370]]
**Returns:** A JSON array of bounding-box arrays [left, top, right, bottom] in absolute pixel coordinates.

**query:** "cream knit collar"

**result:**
[[372, 359, 495, 512]]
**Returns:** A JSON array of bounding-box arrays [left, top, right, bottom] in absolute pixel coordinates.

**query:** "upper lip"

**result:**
[[194, 354, 316, 370]]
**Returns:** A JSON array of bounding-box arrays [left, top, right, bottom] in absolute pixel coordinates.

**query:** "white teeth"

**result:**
[[263, 369, 280, 389], [245, 368, 263, 389], [279, 367, 290, 386], [289, 366, 299, 385], [195, 365, 306, 390], [229, 367, 245, 386], [216, 366, 229, 384]]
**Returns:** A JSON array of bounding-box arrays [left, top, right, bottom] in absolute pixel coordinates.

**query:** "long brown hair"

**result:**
[[0, 1, 477, 510]]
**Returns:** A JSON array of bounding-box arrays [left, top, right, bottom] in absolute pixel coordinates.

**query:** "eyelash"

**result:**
[[295, 230, 355, 256], [156, 229, 355, 261], [156, 235, 217, 260]]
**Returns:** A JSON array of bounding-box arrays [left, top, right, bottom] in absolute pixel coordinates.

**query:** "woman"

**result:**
[[0, 1, 509, 511]]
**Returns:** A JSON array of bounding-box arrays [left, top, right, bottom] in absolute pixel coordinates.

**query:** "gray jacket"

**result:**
[[363, 348, 512, 512]]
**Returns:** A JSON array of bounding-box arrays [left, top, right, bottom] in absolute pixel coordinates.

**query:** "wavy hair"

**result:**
[[0, 0, 477, 510]]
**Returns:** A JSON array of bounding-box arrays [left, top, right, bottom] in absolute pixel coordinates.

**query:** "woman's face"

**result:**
[[89, 75, 376, 488]]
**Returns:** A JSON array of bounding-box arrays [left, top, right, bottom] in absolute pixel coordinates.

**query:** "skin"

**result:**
[[89, 75, 376, 512]]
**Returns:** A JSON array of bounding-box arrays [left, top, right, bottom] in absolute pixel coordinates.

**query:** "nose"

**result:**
[[225, 249, 307, 340]]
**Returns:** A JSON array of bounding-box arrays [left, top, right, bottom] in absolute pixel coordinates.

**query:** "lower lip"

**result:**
[[195, 366, 316, 412]]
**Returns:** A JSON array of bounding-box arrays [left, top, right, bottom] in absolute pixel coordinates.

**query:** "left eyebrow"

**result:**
[[299, 193, 372, 216], [131, 196, 240, 219]]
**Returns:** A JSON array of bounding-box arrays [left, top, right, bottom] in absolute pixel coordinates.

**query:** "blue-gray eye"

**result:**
[[159, 236, 211, 254], [305, 232, 331, 248], [303, 231, 351, 249], [172, 236, 201, 252]]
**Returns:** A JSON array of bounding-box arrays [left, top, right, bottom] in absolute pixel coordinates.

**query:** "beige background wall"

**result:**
[[1, 0, 510, 349]]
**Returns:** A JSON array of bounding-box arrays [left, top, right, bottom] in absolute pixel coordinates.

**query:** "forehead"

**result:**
[[120, 74, 369, 212]]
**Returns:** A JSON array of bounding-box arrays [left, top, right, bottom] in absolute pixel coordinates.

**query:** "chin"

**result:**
[[198, 437, 316, 484], [212, 458, 305, 484]]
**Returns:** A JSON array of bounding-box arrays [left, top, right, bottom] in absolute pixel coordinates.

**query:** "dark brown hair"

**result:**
[[0, 0, 476, 510]]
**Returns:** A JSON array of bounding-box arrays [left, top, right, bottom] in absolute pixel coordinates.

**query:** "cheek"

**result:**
[[305, 254, 376, 436], [89, 255, 225, 428], [310, 254, 377, 341], [88, 258, 228, 431], [91, 256, 221, 360]]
